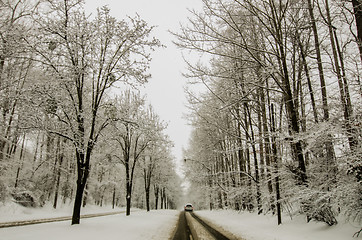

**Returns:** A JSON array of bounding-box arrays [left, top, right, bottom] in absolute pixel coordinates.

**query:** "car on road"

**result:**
[[184, 203, 193, 212]]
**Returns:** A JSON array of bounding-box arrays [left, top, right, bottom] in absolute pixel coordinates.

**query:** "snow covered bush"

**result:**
[[11, 190, 38, 208]]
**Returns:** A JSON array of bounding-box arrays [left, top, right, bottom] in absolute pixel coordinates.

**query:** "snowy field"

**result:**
[[0, 203, 361, 240]]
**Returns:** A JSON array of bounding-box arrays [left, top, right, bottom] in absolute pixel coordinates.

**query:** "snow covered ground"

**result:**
[[0, 203, 179, 240], [0, 202, 360, 240], [197, 210, 361, 240], [0, 202, 124, 223]]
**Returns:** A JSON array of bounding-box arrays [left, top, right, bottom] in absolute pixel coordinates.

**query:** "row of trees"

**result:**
[[0, 0, 182, 225], [176, 0, 361, 226]]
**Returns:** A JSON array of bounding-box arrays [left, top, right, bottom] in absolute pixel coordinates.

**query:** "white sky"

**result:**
[[84, 0, 202, 163]]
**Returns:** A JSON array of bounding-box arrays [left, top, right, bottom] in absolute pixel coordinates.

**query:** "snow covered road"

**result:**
[[0, 203, 359, 240]]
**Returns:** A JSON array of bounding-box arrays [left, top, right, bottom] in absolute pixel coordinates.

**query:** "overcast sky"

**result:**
[[84, 0, 203, 163]]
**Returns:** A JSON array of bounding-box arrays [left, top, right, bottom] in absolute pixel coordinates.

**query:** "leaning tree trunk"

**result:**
[[72, 179, 87, 224], [324, 0, 356, 151], [71, 149, 90, 225], [296, 29, 319, 123], [71, 117, 94, 225]]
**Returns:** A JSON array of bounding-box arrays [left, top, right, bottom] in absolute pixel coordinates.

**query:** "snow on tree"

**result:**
[[175, 0, 362, 226]]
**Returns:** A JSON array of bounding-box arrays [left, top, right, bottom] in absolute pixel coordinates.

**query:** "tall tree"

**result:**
[[31, 1, 160, 224], [352, 0, 362, 63], [110, 92, 164, 215], [0, 0, 38, 161]]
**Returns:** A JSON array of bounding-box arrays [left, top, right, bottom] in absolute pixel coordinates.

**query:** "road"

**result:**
[[172, 211, 231, 240], [172, 211, 192, 240], [1, 210, 234, 239]]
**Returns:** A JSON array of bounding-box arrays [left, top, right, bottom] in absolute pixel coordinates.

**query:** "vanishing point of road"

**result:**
[[171, 211, 233, 240]]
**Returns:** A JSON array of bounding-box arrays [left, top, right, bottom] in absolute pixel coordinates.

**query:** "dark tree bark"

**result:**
[[296, 29, 319, 123], [112, 186, 116, 209], [14, 133, 26, 189], [125, 139, 132, 216], [307, 0, 330, 122], [246, 103, 262, 214], [352, 0, 362, 63], [259, 79, 274, 200], [53, 139, 65, 209], [72, 175, 87, 224], [143, 159, 153, 212], [271, 104, 282, 225], [116, 120, 149, 216], [269, 2, 307, 184], [160, 187, 164, 209], [154, 185, 159, 210]]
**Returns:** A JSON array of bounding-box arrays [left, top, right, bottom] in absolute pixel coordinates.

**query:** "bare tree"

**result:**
[[30, 1, 160, 224]]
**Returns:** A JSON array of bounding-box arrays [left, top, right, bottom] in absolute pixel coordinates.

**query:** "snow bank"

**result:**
[[0, 202, 123, 223], [196, 210, 361, 240], [0, 207, 179, 240]]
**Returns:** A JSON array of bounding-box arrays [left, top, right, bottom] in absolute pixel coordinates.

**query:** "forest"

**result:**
[[1, 0, 362, 230], [176, 0, 362, 226], [0, 0, 182, 225]]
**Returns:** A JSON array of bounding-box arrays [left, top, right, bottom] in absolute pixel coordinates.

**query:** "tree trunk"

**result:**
[[319, 0, 350, 186], [271, 104, 282, 225], [126, 182, 132, 216], [31, 131, 41, 178], [260, 80, 276, 213], [257, 108, 265, 182], [352, 0, 362, 63], [296, 29, 319, 123], [307, 0, 330, 122], [53, 139, 65, 209], [72, 169, 87, 224], [145, 189, 150, 211], [272, 8, 307, 184], [14, 133, 26, 188], [331, 22, 357, 150], [160, 187, 164, 209], [112, 186, 116, 209], [209, 166, 214, 211], [246, 104, 262, 214], [154, 185, 159, 210], [72, 178, 86, 225], [144, 168, 152, 212], [71, 149, 90, 225], [82, 183, 88, 208]]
